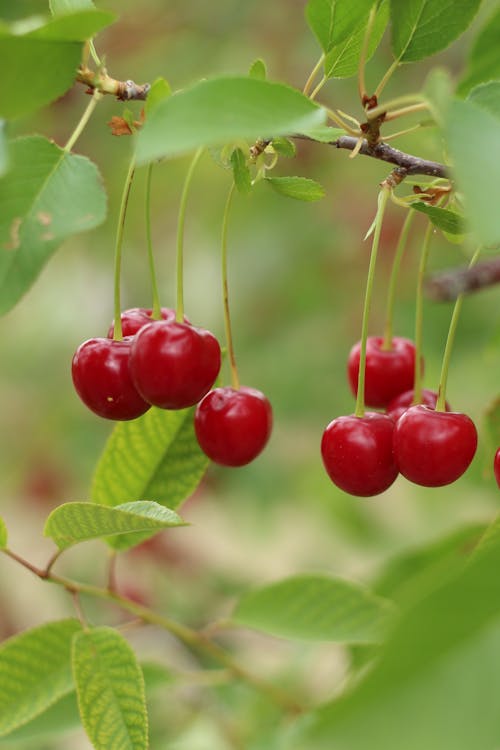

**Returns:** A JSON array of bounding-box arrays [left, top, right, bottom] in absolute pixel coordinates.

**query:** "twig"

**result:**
[[77, 65, 150, 101], [425, 258, 500, 301]]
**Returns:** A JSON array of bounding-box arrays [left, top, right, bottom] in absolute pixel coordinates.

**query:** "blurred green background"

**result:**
[[1, 1, 500, 747]]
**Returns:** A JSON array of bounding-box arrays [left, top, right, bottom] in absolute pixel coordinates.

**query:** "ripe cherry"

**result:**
[[107, 307, 178, 338], [347, 336, 421, 408], [72, 338, 150, 420], [494, 448, 500, 489], [387, 388, 451, 423], [129, 321, 221, 409], [321, 412, 398, 497], [194, 386, 272, 466], [393, 405, 477, 487]]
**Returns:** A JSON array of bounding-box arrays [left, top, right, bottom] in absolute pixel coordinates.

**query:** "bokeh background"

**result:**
[[1, 1, 500, 747]]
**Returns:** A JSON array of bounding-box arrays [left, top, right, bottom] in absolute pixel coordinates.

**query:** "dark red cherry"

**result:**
[[321, 412, 398, 497], [72, 338, 150, 420], [195, 387, 272, 466], [347, 336, 421, 408], [494, 448, 500, 489], [393, 405, 477, 487], [107, 307, 177, 338], [129, 321, 221, 409], [387, 388, 451, 422]]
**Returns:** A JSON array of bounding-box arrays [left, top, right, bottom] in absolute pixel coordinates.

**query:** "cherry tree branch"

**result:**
[[425, 258, 500, 301], [77, 65, 150, 101]]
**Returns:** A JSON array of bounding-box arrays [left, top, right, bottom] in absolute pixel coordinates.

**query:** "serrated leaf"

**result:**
[[457, 7, 500, 96], [0, 619, 81, 737], [271, 137, 296, 157], [265, 176, 325, 202], [389, 0, 481, 62], [306, 0, 374, 54], [50, 0, 95, 13], [0, 136, 107, 315], [410, 202, 465, 235], [468, 81, 500, 121], [232, 574, 394, 643], [230, 148, 252, 194], [249, 58, 267, 80], [145, 77, 171, 117], [0, 517, 6, 549], [73, 627, 148, 750], [44, 500, 185, 551], [91, 406, 208, 515], [136, 77, 326, 163], [324, 0, 388, 79]]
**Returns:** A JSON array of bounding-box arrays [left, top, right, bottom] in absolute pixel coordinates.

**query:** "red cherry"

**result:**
[[129, 321, 221, 409], [194, 387, 272, 466], [321, 412, 398, 497], [387, 388, 451, 422], [72, 338, 150, 420], [494, 448, 500, 489], [107, 307, 178, 338], [347, 336, 421, 408], [393, 405, 477, 487]]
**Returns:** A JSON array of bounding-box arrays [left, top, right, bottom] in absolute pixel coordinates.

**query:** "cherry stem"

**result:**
[[176, 147, 204, 323], [221, 182, 240, 390], [303, 53, 325, 97], [112, 153, 136, 341], [145, 163, 162, 319], [358, 4, 377, 104], [382, 210, 415, 350], [366, 94, 426, 122], [354, 186, 390, 418], [436, 247, 481, 411], [412, 221, 433, 405], [374, 58, 400, 100], [64, 88, 102, 153]]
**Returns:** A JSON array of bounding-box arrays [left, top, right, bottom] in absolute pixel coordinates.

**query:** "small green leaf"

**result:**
[[145, 77, 171, 117], [0, 136, 107, 315], [136, 77, 326, 163], [232, 574, 394, 643], [0, 517, 6, 549], [230, 148, 252, 194], [72, 627, 148, 750], [410, 202, 466, 235], [423, 68, 453, 126], [50, 0, 95, 13], [306, 0, 374, 54], [468, 81, 500, 121], [457, 7, 500, 96], [265, 176, 325, 202], [44, 500, 185, 551], [324, 0, 388, 79], [0, 619, 81, 737], [271, 137, 296, 158], [300, 125, 345, 142], [249, 58, 267, 80], [389, 0, 481, 62]]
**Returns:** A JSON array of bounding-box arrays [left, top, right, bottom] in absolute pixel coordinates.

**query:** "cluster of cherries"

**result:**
[[71, 307, 273, 467], [321, 335, 478, 496]]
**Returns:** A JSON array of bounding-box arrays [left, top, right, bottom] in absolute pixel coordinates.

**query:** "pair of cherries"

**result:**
[[71, 307, 272, 467], [321, 336, 477, 496]]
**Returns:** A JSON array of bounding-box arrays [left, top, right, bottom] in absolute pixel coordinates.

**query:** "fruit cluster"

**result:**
[[72, 308, 273, 467]]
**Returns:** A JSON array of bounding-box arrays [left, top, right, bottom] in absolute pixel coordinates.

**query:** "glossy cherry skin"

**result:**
[[393, 405, 477, 487], [494, 448, 500, 489], [195, 387, 273, 466], [321, 412, 399, 497], [387, 388, 451, 423], [129, 321, 221, 409], [72, 338, 150, 420], [107, 307, 177, 338], [347, 336, 421, 408]]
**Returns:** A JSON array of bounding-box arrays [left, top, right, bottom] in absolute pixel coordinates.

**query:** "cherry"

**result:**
[[72, 338, 150, 420], [387, 388, 451, 422], [107, 307, 178, 338], [194, 386, 272, 466], [129, 321, 221, 409], [393, 405, 477, 487], [321, 412, 398, 497], [494, 448, 500, 489], [347, 336, 421, 408]]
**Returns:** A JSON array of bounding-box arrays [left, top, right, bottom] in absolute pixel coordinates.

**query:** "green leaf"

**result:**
[[72, 627, 148, 750], [23, 10, 115, 41], [446, 98, 500, 246], [50, 0, 96, 13], [305, 0, 374, 54], [136, 77, 326, 163], [44, 500, 185, 551], [300, 125, 345, 142], [410, 202, 466, 235], [0, 122, 7, 178], [468, 81, 500, 121], [324, 0, 389, 79], [271, 137, 296, 158], [249, 58, 267, 80], [423, 67, 453, 126], [145, 77, 171, 117], [265, 176, 325, 202], [483, 395, 500, 467], [0, 517, 6, 549], [389, 0, 481, 62], [232, 574, 394, 643], [91, 406, 208, 513], [0, 136, 107, 316], [230, 148, 252, 195], [457, 7, 500, 96], [0, 619, 81, 737]]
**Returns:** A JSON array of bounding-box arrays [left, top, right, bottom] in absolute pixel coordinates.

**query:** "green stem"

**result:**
[[221, 183, 240, 390], [358, 3, 377, 103], [374, 58, 400, 100], [382, 210, 415, 349], [435, 247, 481, 411], [176, 148, 204, 322], [145, 163, 162, 319], [354, 187, 390, 418], [64, 88, 101, 153], [310, 76, 327, 101], [366, 94, 425, 122], [303, 53, 325, 97], [412, 221, 433, 405], [112, 154, 136, 341]]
